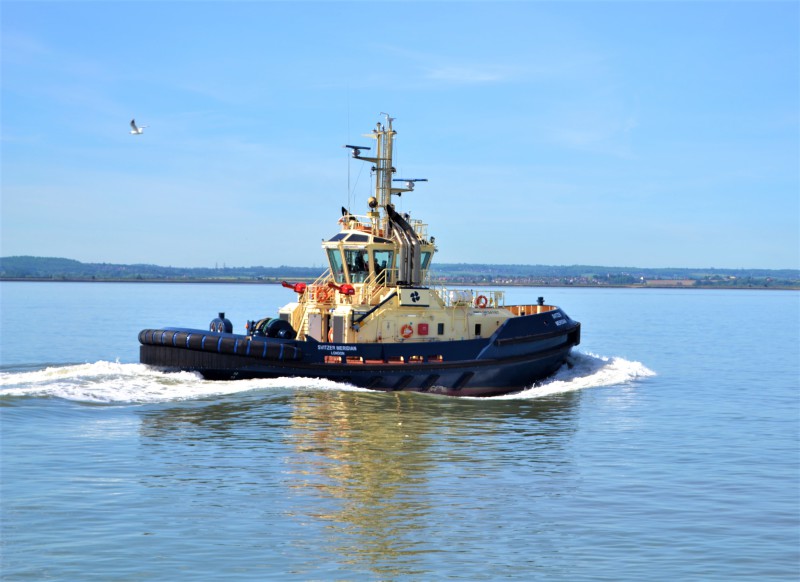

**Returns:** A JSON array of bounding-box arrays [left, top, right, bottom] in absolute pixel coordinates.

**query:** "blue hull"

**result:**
[[139, 310, 581, 397]]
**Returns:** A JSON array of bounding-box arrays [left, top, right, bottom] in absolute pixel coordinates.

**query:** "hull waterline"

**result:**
[[139, 321, 580, 397]]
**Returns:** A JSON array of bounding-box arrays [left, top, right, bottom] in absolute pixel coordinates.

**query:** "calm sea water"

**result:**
[[1, 282, 797, 580]]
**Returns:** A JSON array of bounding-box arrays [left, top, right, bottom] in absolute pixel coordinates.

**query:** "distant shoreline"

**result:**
[[4, 257, 796, 289], [1, 277, 796, 290]]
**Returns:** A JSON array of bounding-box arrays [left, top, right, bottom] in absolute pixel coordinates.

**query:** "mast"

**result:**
[[373, 114, 395, 234], [346, 114, 396, 235], [346, 115, 427, 286]]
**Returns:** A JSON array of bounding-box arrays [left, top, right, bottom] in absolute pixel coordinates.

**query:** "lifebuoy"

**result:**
[[400, 324, 413, 339], [475, 295, 489, 308], [316, 288, 329, 302]]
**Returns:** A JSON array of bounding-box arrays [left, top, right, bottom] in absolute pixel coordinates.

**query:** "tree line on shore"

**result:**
[[1, 256, 797, 288]]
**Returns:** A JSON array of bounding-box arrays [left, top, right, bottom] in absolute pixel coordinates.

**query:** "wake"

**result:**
[[0, 361, 358, 405], [0, 351, 655, 405], [492, 351, 656, 400]]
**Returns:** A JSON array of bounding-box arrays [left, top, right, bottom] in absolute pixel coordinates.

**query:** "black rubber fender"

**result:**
[[139, 329, 302, 361], [187, 334, 205, 351], [219, 337, 237, 354]]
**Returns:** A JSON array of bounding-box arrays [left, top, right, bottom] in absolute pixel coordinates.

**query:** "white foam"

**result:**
[[0, 361, 365, 405], [494, 350, 656, 400], [0, 352, 654, 404]]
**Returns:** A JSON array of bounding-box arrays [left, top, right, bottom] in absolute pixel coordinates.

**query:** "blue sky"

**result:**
[[2, 1, 798, 270]]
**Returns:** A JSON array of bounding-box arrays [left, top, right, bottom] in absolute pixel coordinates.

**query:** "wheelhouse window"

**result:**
[[345, 249, 370, 283], [372, 250, 394, 284], [420, 251, 432, 271], [327, 249, 345, 283]]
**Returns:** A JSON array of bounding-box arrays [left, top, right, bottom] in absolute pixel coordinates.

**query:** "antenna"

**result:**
[[392, 178, 428, 193], [344, 144, 371, 158]]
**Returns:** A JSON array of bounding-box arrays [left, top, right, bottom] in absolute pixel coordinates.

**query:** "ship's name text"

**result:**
[[318, 344, 358, 352]]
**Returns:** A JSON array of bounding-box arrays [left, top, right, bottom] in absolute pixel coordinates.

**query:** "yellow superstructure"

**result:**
[[273, 115, 558, 346]]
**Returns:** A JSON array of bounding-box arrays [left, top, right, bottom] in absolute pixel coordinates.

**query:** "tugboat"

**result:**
[[139, 115, 581, 397]]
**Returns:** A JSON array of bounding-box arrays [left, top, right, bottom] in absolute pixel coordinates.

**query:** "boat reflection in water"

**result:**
[[136, 388, 580, 577], [284, 390, 581, 576]]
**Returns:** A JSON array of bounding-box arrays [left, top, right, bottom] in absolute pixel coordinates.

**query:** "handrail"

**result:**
[[431, 286, 506, 308], [352, 291, 397, 328], [292, 268, 331, 338], [356, 267, 399, 305], [338, 213, 391, 238]]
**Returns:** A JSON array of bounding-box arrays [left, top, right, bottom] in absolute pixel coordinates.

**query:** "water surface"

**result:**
[[1, 282, 797, 580]]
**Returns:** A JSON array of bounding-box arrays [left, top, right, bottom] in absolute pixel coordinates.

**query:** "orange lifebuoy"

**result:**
[[400, 324, 413, 339], [475, 295, 489, 308], [316, 288, 329, 303]]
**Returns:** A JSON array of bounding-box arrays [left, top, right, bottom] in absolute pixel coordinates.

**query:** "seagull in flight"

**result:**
[[130, 119, 147, 134]]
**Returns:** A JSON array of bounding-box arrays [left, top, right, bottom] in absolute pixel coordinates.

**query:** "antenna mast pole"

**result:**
[[375, 114, 396, 233], [346, 114, 399, 235]]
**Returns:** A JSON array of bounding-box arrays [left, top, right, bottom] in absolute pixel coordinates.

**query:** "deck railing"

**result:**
[[432, 286, 506, 308], [293, 269, 331, 338]]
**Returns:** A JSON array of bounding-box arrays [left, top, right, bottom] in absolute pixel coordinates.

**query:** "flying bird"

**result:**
[[129, 119, 147, 134]]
